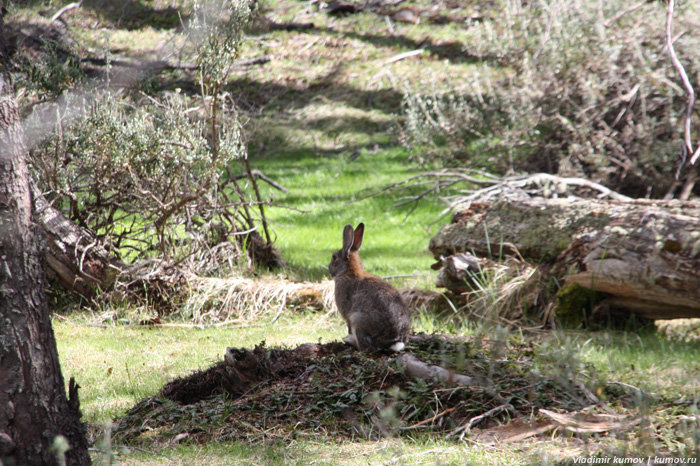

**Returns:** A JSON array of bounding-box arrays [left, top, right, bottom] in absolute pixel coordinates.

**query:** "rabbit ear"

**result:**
[[342, 224, 355, 255], [351, 223, 365, 252]]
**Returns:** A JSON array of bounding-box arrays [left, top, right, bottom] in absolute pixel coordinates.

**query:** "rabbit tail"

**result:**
[[355, 328, 405, 352]]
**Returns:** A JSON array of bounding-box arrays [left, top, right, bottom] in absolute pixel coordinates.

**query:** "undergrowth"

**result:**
[[400, 0, 700, 198]]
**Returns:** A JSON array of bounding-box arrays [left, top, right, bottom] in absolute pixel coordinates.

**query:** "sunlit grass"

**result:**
[[254, 145, 448, 286], [555, 330, 700, 400], [111, 436, 537, 466], [54, 312, 346, 423], [56, 311, 700, 465]]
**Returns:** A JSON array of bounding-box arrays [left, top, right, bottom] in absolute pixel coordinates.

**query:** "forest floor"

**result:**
[[9, 0, 700, 464]]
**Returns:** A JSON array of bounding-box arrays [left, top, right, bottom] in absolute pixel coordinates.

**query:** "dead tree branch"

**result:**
[[50, 0, 83, 23], [397, 353, 473, 386], [665, 0, 700, 166], [229, 168, 289, 192], [365, 169, 633, 214]]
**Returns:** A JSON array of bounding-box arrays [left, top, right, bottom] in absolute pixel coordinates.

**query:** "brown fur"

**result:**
[[328, 223, 411, 352], [347, 252, 370, 278]]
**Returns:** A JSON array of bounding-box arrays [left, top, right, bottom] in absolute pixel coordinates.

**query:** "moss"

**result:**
[[554, 282, 599, 328]]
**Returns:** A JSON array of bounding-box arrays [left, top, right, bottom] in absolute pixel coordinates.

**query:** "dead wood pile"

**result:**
[[114, 335, 631, 446]]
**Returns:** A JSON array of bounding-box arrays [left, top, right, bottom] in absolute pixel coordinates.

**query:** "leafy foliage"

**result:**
[[24, 0, 280, 287], [33, 90, 244, 268], [187, 0, 257, 90]]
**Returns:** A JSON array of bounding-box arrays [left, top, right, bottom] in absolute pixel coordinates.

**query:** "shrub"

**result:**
[[31, 89, 247, 274], [28, 0, 272, 282], [400, 0, 700, 198]]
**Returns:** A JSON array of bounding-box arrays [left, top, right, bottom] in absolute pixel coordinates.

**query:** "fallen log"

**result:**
[[31, 181, 123, 297], [430, 197, 700, 321]]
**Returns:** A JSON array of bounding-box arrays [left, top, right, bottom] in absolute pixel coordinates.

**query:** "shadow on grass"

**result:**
[[79, 0, 182, 30], [341, 30, 481, 64]]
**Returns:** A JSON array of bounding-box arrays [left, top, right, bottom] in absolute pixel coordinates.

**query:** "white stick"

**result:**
[[384, 49, 424, 65], [51, 1, 84, 23]]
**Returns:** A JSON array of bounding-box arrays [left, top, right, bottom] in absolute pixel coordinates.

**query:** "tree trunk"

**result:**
[[430, 197, 700, 320], [0, 6, 91, 464]]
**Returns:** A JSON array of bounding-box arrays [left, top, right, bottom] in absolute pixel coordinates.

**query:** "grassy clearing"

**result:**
[[57, 313, 700, 465], [54, 312, 346, 423], [13, 0, 700, 463], [254, 146, 448, 284], [563, 330, 700, 401]]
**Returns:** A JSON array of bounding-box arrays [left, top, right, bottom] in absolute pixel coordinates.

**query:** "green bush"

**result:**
[[31, 90, 246, 271], [27, 0, 271, 280], [400, 0, 700, 197]]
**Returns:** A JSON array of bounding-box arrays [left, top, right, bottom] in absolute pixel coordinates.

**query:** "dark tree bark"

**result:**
[[0, 4, 91, 465]]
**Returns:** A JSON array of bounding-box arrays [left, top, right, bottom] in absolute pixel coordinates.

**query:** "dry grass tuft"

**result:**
[[183, 276, 336, 323], [464, 258, 539, 325], [182, 276, 450, 325]]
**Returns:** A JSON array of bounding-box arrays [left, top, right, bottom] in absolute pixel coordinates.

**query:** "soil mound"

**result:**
[[114, 334, 624, 446]]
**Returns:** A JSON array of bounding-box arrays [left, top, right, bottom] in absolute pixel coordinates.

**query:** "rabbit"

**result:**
[[328, 223, 411, 352]]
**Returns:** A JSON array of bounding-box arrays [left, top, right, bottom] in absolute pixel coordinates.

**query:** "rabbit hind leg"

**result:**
[[343, 329, 359, 349], [354, 327, 378, 352]]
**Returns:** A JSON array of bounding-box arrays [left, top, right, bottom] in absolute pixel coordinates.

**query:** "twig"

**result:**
[[354, 168, 494, 204], [385, 16, 396, 36], [607, 381, 644, 394], [401, 406, 458, 430], [665, 0, 698, 164], [229, 169, 289, 192], [603, 1, 646, 27], [448, 403, 514, 441], [51, 1, 83, 22], [449, 173, 633, 209], [229, 225, 258, 236], [243, 157, 272, 245], [384, 49, 424, 64]]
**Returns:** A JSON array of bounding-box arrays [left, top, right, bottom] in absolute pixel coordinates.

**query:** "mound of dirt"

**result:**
[[114, 334, 625, 447]]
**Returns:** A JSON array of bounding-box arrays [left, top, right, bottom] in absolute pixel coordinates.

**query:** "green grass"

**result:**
[[57, 313, 700, 465], [54, 312, 347, 423], [111, 436, 537, 465], [254, 146, 448, 285], [15, 0, 700, 463], [557, 330, 700, 400]]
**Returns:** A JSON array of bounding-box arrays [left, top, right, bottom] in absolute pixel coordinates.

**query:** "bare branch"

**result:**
[[50, 1, 83, 23], [228, 168, 289, 192], [384, 49, 424, 64], [603, 1, 646, 28], [665, 0, 696, 161]]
